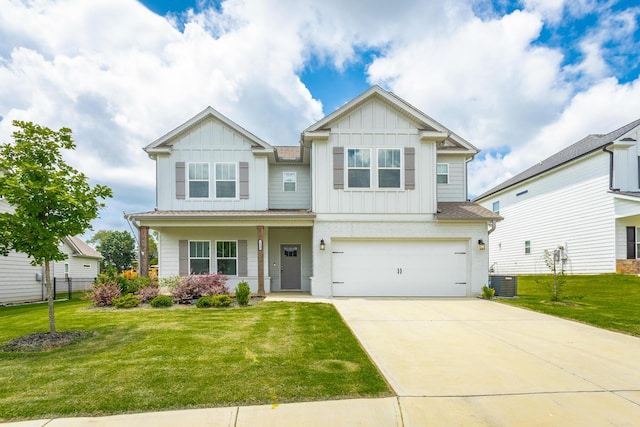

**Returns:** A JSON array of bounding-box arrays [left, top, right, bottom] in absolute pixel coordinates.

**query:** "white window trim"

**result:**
[[187, 162, 210, 199], [214, 162, 238, 200], [376, 148, 403, 190], [189, 240, 211, 274], [436, 163, 449, 185], [215, 240, 238, 276], [345, 148, 406, 191], [283, 172, 297, 192]]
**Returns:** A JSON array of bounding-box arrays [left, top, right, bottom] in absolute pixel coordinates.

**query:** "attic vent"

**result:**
[[516, 190, 528, 197]]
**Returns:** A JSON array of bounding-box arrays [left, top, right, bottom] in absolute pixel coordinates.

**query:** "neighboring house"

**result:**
[[127, 86, 499, 297], [475, 118, 640, 275], [0, 199, 102, 304]]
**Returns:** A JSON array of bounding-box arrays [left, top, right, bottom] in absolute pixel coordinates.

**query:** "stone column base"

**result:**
[[616, 259, 640, 274]]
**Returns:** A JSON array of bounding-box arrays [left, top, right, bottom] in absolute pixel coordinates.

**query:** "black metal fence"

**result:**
[[53, 277, 96, 300]]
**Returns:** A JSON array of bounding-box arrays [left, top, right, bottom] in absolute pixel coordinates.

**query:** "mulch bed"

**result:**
[[1, 331, 94, 353]]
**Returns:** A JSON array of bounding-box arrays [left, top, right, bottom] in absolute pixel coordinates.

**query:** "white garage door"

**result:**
[[331, 240, 468, 297]]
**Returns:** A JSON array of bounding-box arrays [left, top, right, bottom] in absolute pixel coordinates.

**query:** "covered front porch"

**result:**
[[614, 192, 640, 274], [126, 210, 315, 295]]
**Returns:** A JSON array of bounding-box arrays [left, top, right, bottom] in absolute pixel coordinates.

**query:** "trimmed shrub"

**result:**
[[235, 281, 251, 306], [88, 282, 121, 307], [113, 293, 141, 308], [150, 295, 173, 308], [481, 285, 495, 300], [172, 274, 229, 304], [196, 294, 233, 308], [137, 284, 160, 303]]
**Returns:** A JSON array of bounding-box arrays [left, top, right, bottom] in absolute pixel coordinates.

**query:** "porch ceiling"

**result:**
[[126, 209, 315, 228]]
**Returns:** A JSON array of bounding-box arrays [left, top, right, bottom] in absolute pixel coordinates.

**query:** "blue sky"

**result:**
[[0, 0, 639, 238]]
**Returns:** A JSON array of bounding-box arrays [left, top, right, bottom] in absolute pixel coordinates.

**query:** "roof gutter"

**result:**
[[602, 144, 618, 191]]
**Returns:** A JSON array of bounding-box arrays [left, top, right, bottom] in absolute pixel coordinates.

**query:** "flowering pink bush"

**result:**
[[137, 284, 160, 303], [88, 282, 121, 307], [172, 274, 229, 304]]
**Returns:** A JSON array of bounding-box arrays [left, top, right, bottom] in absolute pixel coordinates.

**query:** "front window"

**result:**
[[216, 241, 237, 275], [283, 172, 296, 192], [347, 149, 371, 188], [189, 241, 210, 274], [378, 149, 401, 188], [436, 163, 449, 184], [188, 163, 209, 198], [215, 163, 237, 198]]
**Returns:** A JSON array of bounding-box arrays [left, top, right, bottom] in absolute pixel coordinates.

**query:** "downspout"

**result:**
[[488, 219, 497, 235], [602, 144, 618, 191]]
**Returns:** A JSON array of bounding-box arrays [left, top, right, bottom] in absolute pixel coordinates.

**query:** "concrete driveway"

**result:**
[[333, 298, 640, 426]]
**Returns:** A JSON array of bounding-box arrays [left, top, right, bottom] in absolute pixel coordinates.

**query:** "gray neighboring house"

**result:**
[[475, 118, 640, 275], [0, 199, 101, 304]]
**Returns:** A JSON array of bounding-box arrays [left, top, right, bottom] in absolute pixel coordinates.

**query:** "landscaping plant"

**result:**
[[235, 281, 251, 306], [149, 295, 173, 308], [112, 294, 141, 309], [172, 274, 229, 303], [87, 282, 121, 307]]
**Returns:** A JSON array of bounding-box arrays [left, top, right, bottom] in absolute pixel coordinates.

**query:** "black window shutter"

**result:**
[[627, 226, 636, 259]]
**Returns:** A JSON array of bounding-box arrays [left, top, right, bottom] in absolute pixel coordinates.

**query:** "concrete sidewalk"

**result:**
[[4, 297, 640, 426]]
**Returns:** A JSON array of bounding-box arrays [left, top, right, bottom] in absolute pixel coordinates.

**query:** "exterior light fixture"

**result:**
[[478, 239, 486, 250], [320, 239, 326, 250]]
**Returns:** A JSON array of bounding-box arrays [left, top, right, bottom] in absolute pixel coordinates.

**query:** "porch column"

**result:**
[[139, 226, 149, 277], [257, 225, 265, 296]]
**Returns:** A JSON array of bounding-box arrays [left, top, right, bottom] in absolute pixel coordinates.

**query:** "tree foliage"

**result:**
[[0, 120, 112, 333], [92, 230, 136, 272]]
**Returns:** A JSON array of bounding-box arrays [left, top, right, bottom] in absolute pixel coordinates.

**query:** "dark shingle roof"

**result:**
[[475, 118, 640, 200], [436, 202, 502, 221]]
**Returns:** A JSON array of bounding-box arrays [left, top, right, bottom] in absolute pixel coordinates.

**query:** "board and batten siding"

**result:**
[[311, 97, 436, 215], [480, 153, 615, 274], [613, 127, 640, 191], [158, 227, 261, 292], [436, 154, 466, 202], [268, 164, 311, 209], [156, 117, 269, 211]]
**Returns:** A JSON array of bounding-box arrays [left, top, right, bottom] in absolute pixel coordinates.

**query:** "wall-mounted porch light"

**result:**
[[320, 239, 326, 250], [478, 239, 486, 251]]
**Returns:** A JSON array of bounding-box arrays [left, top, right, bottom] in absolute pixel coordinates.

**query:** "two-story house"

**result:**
[[475, 118, 640, 275], [127, 86, 499, 297]]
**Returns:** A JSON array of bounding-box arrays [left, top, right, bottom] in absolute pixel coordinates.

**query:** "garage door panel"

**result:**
[[332, 240, 468, 297]]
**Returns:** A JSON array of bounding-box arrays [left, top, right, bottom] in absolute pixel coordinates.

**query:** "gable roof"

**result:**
[[63, 236, 102, 259], [144, 106, 274, 156], [475, 118, 640, 201], [303, 85, 479, 154]]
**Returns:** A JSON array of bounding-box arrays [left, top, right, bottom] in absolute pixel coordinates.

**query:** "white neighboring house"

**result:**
[[475, 118, 640, 275], [127, 86, 500, 297], [0, 198, 102, 304]]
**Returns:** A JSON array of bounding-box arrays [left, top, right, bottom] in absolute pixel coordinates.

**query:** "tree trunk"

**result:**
[[45, 260, 56, 334]]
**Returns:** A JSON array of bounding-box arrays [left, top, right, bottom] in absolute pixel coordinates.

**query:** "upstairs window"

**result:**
[[283, 172, 296, 192], [347, 149, 371, 188], [216, 241, 237, 275], [378, 149, 401, 188], [492, 201, 500, 214], [215, 163, 237, 198], [524, 240, 531, 255], [188, 163, 209, 198], [189, 241, 210, 274], [436, 163, 449, 184]]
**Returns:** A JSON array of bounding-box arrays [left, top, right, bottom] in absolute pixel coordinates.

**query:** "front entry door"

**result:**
[[281, 244, 301, 290]]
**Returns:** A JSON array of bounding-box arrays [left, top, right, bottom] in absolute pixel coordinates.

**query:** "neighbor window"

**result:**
[[283, 172, 296, 192], [636, 227, 640, 259], [188, 163, 209, 198], [378, 149, 401, 188], [216, 241, 237, 275], [436, 163, 449, 184], [524, 240, 531, 255], [347, 148, 371, 188], [215, 163, 237, 198], [189, 241, 210, 274], [492, 201, 500, 214]]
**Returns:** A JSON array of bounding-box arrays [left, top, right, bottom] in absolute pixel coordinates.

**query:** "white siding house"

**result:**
[[475, 119, 640, 275], [128, 86, 499, 297], [0, 198, 102, 304]]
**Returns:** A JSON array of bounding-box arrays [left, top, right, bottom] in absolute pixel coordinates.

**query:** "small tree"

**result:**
[[91, 229, 136, 272], [0, 121, 112, 334]]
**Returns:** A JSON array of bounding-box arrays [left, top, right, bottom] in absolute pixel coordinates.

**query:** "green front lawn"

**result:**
[[500, 274, 640, 336], [0, 300, 391, 422]]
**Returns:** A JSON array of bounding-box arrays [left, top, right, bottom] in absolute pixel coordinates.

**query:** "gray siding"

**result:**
[[268, 164, 311, 209], [436, 154, 466, 202]]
